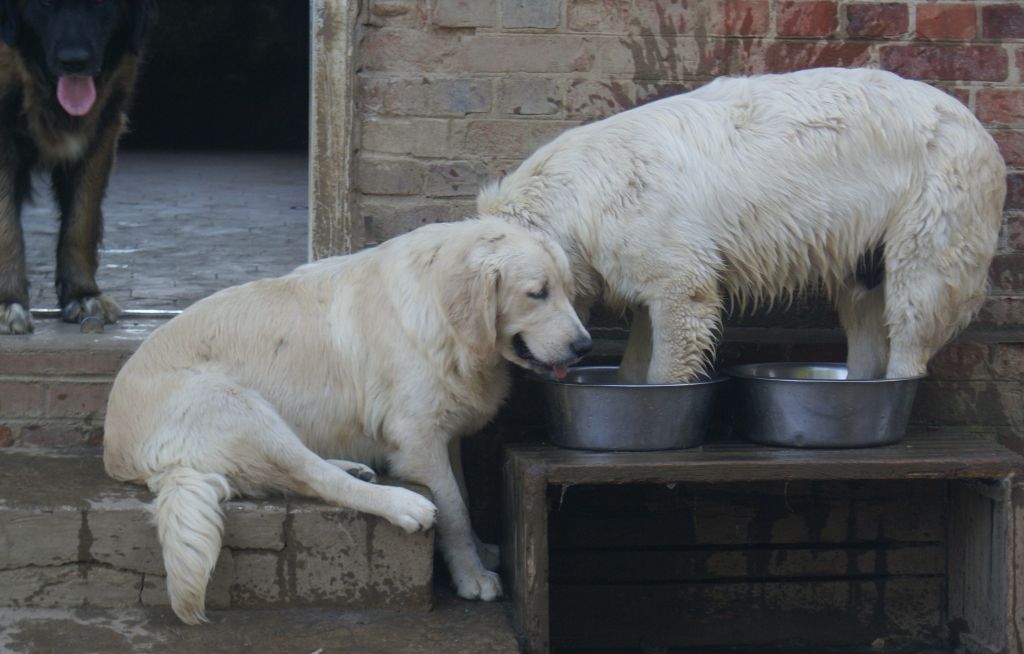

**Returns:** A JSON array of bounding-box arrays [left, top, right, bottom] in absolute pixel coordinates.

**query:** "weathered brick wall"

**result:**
[[355, 0, 1024, 449], [0, 349, 124, 448]]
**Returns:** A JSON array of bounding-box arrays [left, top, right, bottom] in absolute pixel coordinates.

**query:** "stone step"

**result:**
[[0, 589, 519, 654], [0, 449, 433, 613], [0, 318, 157, 448]]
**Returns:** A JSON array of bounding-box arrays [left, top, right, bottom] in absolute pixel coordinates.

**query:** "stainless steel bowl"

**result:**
[[540, 366, 726, 451], [725, 363, 923, 448]]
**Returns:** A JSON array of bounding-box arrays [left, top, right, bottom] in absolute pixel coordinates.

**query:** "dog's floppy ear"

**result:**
[[0, 0, 20, 48], [443, 242, 500, 351], [129, 0, 157, 54]]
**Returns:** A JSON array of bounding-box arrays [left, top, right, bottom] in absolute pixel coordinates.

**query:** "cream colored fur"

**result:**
[[102, 218, 590, 624], [478, 68, 1006, 382]]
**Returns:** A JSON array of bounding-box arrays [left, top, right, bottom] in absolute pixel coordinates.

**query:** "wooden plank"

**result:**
[[502, 455, 551, 654], [551, 544, 945, 583], [547, 481, 946, 548], [550, 577, 946, 650], [948, 479, 1018, 654], [309, 0, 362, 259], [508, 432, 1024, 485]]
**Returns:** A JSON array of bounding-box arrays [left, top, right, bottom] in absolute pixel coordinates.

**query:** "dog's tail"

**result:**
[[148, 466, 231, 625]]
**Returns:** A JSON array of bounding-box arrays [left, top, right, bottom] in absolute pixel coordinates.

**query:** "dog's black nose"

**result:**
[[570, 334, 593, 357], [56, 46, 91, 73]]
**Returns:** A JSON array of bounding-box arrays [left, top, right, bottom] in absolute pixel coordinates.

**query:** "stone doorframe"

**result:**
[[309, 0, 361, 260]]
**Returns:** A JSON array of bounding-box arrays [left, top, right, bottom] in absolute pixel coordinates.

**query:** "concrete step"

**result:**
[[0, 317, 157, 449], [0, 449, 433, 613], [0, 588, 519, 654]]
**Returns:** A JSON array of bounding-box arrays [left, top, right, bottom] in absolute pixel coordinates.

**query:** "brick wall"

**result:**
[[355, 0, 1024, 448], [0, 348, 126, 448]]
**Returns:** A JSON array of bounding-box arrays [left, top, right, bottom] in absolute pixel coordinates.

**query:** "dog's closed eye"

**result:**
[[527, 284, 549, 300]]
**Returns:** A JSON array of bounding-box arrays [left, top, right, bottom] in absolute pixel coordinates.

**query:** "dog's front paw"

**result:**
[[452, 567, 503, 601], [0, 303, 33, 334], [62, 294, 120, 325], [382, 487, 437, 533]]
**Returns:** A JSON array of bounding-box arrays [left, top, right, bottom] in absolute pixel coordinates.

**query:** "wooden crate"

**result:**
[[502, 433, 1024, 653]]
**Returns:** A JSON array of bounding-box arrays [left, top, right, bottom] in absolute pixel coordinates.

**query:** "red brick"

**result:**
[[719, 0, 770, 36], [0, 351, 128, 375], [988, 253, 1024, 291], [777, 1, 838, 37], [928, 342, 990, 380], [846, 3, 908, 39], [880, 44, 1008, 82], [0, 425, 12, 447], [46, 382, 111, 419], [1008, 173, 1024, 211], [990, 343, 1024, 379], [975, 89, 1024, 127], [1006, 212, 1024, 250], [911, 381, 1022, 427], [566, 79, 634, 119], [18, 424, 98, 448], [915, 3, 977, 41], [981, 4, 1024, 39], [758, 42, 872, 74], [0, 382, 44, 417], [977, 296, 1024, 327], [995, 130, 1024, 167]]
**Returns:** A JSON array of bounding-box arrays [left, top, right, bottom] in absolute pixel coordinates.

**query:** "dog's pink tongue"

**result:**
[[57, 76, 97, 116], [553, 365, 569, 380]]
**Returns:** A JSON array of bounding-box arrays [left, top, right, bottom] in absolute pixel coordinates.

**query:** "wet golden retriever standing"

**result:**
[[102, 218, 592, 624], [479, 68, 1006, 383]]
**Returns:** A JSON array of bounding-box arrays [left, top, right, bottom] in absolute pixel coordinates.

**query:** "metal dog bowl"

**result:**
[[540, 366, 726, 451], [725, 363, 923, 448]]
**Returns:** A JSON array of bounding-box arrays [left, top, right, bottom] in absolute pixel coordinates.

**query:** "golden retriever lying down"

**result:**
[[479, 67, 1006, 383], [102, 219, 591, 624]]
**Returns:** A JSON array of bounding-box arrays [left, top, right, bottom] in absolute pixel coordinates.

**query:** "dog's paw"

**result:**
[[452, 568, 503, 602], [0, 303, 33, 334], [62, 294, 120, 325], [383, 487, 437, 533], [326, 459, 378, 483], [477, 542, 501, 572]]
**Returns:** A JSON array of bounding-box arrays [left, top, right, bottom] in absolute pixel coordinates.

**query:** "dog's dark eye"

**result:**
[[527, 285, 549, 300]]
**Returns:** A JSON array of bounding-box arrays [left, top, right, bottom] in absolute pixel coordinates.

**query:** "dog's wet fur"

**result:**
[[0, 0, 155, 333]]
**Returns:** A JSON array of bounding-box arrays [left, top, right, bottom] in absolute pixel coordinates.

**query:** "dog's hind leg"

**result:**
[[51, 122, 121, 325], [835, 283, 888, 379], [391, 435, 501, 601], [325, 459, 377, 483], [618, 305, 653, 383]]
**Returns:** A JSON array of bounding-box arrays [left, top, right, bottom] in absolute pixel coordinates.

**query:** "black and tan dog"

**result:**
[[0, 0, 154, 333]]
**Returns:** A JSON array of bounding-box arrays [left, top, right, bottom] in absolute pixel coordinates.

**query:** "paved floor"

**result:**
[[23, 150, 309, 312], [0, 591, 520, 654]]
